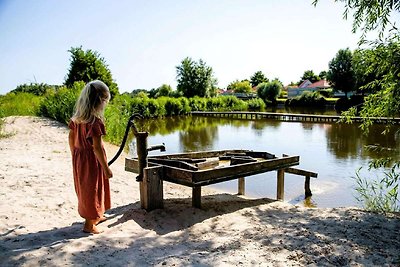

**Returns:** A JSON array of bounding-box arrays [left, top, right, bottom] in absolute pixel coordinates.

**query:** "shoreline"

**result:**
[[1, 116, 399, 266]]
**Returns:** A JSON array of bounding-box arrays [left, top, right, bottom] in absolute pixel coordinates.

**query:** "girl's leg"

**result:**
[[83, 219, 102, 234], [96, 216, 107, 225]]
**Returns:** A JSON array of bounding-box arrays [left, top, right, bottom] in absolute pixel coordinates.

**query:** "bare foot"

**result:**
[[83, 220, 103, 234], [95, 216, 107, 225]]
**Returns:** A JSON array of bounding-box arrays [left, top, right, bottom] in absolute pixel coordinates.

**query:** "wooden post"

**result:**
[[192, 186, 201, 208], [136, 132, 149, 207], [142, 166, 164, 211], [238, 177, 245, 195], [277, 169, 285, 200], [305, 176, 312, 197]]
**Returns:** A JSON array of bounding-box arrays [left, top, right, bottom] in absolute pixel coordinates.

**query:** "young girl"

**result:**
[[68, 80, 113, 234]]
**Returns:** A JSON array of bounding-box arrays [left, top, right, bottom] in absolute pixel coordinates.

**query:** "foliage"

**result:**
[[176, 57, 218, 98], [246, 98, 266, 111], [327, 48, 356, 97], [39, 82, 83, 124], [65, 47, 119, 98], [318, 88, 334, 98], [354, 160, 399, 212], [319, 70, 328, 80], [155, 84, 173, 98], [250, 71, 268, 87], [227, 80, 252, 93], [257, 79, 283, 103], [313, 0, 400, 41], [286, 91, 327, 107], [0, 92, 43, 117], [298, 70, 320, 85], [314, 0, 400, 212], [11, 83, 58, 96]]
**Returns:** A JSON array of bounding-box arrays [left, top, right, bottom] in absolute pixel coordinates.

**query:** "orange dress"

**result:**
[[68, 118, 111, 220]]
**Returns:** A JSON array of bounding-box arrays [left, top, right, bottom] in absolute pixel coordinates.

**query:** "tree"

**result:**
[[314, 0, 400, 212], [156, 84, 173, 97], [319, 71, 328, 80], [298, 70, 320, 85], [176, 57, 217, 98], [250, 71, 268, 87], [227, 80, 252, 93], [65, 47, 119, 98], [314, 0, 400, 41], [327, 48, 356, 98], [257, 79, 283, 103]]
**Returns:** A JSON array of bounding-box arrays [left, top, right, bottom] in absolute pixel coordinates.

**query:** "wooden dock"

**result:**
[[191, 111, 400, 124]]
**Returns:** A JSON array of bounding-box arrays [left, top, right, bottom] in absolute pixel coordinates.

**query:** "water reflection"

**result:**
[[325, 123, 400, 160], [131, 115, 399, 161], [124, 114, 399, 208], [266, 106, 339, 115]]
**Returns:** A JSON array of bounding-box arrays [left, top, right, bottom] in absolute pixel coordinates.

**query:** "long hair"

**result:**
[[72, 80, 110, 124]]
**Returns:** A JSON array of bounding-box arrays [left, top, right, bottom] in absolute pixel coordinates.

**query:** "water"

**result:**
[[128, 114, 400, 208]]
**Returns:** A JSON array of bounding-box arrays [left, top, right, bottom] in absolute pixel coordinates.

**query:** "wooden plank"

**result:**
[[125, 158, 159, 173], [195, 158, 219, 169], [277, 169, 285, 200], [147, 149, 248, 160], [192, 156, 299, 183], [245, 151, 275, 159], [230, 156, 257, 165], [148, 158, 198, 171], [285, 167, 318, 178], [141, 166, 164, 211], [170, 157, 206, 163]]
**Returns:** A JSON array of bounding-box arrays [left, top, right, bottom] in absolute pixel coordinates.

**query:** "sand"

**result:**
[[0, 116, 399, 266]]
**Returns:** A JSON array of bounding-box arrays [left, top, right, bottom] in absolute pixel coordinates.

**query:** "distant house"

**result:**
[[287, 79, 331, 98]]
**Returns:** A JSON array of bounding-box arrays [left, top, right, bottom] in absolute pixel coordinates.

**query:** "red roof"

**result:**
[[307, 79, 330, 88]]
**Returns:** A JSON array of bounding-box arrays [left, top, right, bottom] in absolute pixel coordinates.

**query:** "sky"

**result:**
[[0, 0, 365, 94]]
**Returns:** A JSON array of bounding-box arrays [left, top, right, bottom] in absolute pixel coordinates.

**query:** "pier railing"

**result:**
[[191, 111, 400, 124]]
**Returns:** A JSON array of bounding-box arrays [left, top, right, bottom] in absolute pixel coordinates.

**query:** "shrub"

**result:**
[[246, 98, 266, 111], [257, 80, 283, 103], [38, 82, 83, 123], [0, 92, 43, 117], [11, 83, 58, 96], [189, 96, 207, 111], [319, 88, 334, 98], [286, 91, 327, 107]]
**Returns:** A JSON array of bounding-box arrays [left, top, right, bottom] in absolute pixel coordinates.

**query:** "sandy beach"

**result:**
[[0, 116, 399, 266]]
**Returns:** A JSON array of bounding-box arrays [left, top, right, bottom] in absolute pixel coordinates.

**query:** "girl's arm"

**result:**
[[68, 130, 75, 157], [92, 135, 113, 178]]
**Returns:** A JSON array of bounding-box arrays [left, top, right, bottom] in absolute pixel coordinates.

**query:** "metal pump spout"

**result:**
[[147, 143, 166, 152]]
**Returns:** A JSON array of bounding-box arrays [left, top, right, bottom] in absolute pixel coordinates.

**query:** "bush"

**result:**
[[39, 82, 83, 123], [246, 98, 266, 111], [11, 83, 58, 96], [319, 88, 334, 98], [257, 80, 283, 103], [0, 92, 43, 117], [189, 96, 208, 111], [286, 91, 327, 107]]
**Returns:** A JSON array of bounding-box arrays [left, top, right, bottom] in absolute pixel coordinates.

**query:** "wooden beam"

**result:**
[[305, 176, 312, 197], [285, 167, 318, 178], [195, 158, 219, 169], [192, 186, 201, 208], [277, 169, 285, 200], [238, 177, 245, 195], [141, 166, 164, 211]]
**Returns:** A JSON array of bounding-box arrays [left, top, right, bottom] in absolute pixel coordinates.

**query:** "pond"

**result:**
[[127, 114, 400, 208]]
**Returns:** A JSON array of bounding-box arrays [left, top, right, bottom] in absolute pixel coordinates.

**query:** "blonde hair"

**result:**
[[72, 80, 110, 124]]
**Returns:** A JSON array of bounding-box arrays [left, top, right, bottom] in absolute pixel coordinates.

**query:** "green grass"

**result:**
[[0, 92, 43, 117]]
